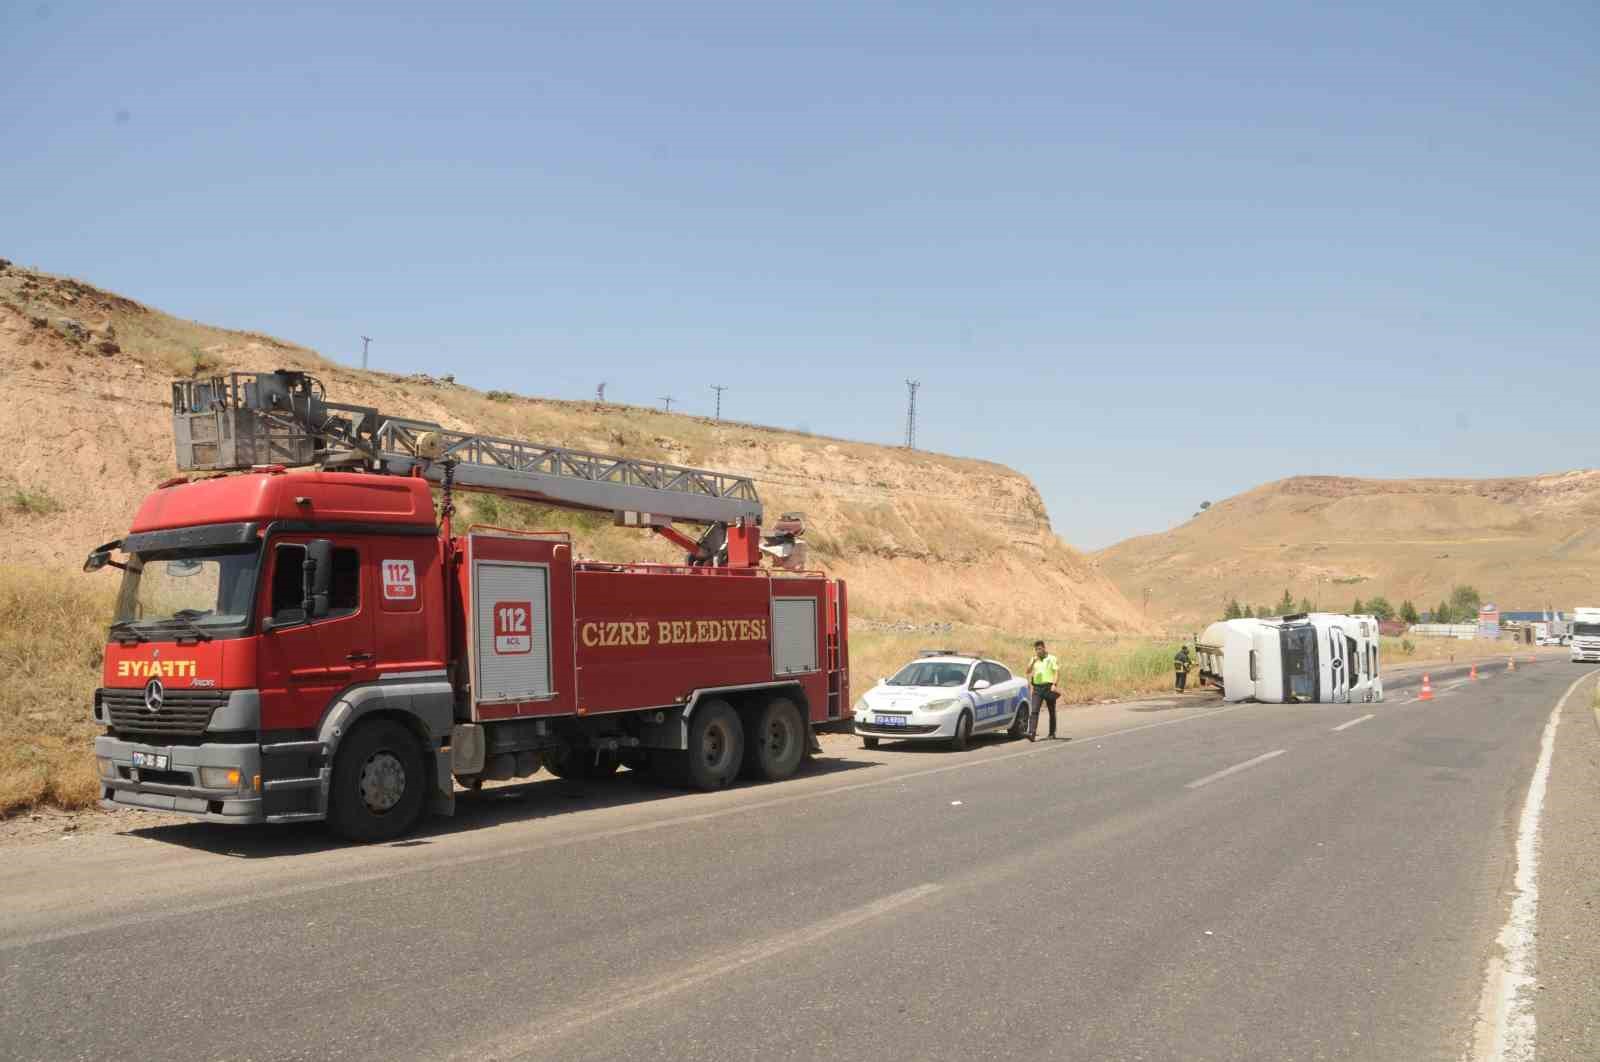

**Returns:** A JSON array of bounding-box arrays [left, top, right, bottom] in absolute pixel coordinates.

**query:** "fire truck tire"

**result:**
[[743, 696, 805, 781], [327, 720, 427, 843], [684, 700, 743, 790], [948, 710, 973, 752]]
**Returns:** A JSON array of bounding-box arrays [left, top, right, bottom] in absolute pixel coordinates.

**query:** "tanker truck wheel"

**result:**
[[328, 720, 427, 843], [684, 700, 744, 790], [742, 696, 805, 782]]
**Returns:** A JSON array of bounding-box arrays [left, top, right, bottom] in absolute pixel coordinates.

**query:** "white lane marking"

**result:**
[[1468, 668, 1598, 1062], [1, 702, 1254, 951], [1185, 749, 1286, 790], [1331, 713, 1375, 732], [448, 883, 941, 1061]]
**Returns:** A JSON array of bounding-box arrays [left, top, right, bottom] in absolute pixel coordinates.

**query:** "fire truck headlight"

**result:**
[[200, 766, 245, 791], [96, 757, 116, 780]]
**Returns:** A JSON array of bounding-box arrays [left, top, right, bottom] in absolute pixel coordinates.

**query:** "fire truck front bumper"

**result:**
[[95, 735, 268, 823]]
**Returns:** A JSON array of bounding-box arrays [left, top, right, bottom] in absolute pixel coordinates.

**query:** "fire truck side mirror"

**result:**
[[303, 539, 333, 619]]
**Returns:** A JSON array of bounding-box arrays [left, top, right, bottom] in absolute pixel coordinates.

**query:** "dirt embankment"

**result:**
[[1096, 473, 1600, 624], [0, 260, 1144, 635]]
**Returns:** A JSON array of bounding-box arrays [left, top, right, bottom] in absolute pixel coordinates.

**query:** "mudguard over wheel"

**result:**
[[327, 719, 427, 843], [742, 696, 806, 782]]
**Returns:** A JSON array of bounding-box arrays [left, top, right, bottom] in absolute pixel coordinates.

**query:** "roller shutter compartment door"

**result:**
[[772, 597, 819, 675], [474, 562, 552, 702]]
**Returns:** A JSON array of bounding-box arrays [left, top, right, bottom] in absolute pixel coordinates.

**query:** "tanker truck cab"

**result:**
[[87, 470, 454, 837], [1570, 607, 1600, 663]]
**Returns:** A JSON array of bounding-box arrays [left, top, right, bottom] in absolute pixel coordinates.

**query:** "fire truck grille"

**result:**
[[101, 688, 227, 738]]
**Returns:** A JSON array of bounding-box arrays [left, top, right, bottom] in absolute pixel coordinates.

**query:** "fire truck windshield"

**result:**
[[112, 545, 261, 639]]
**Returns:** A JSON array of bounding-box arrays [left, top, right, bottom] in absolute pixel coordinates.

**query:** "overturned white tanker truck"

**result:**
[[1197, 613, 1383, 704]]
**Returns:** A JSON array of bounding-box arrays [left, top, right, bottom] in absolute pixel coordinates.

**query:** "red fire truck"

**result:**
[[84, 371, 848, 841]]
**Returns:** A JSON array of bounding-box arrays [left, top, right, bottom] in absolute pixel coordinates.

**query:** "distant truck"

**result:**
[[1197, 613, 1383, 704], [1570, 607, 1600, 663]]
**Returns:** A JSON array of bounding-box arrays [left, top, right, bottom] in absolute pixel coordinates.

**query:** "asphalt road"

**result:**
[[3, 659, 1595, 1062]]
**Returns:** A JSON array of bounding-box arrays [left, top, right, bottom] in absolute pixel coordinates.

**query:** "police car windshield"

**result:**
[[114, 545, 261, 634], [887, 661, 972, 688]]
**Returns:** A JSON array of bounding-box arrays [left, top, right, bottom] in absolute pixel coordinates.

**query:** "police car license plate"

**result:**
[[874, 715, 907, 728], [131, 751, 169, 771]]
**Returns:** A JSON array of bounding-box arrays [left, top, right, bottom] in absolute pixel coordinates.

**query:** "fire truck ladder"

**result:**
[[171, 371, 769, 558]]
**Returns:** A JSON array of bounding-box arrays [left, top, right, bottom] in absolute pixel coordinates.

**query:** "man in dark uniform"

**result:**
[[1174, 644, 1192, 692]]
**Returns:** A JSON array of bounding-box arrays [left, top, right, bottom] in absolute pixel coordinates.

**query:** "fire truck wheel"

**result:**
[[328, 720, 427, 843], [948, 710, 973, 752], [743, 696, 805, 782], [685, 700, 744, 790]]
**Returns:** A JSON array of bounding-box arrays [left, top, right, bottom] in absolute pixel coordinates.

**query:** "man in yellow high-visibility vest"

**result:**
[[1025, 640, 1061, 741]]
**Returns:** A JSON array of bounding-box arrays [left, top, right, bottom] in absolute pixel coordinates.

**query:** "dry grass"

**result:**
[[0, 569, 113, 816], [850, 627, 1179, 704]]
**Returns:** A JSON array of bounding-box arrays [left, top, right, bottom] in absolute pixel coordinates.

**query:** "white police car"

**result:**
[[852, 653, 1032, 750]]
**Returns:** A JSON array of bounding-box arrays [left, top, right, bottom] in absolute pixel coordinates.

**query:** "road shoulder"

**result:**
[[1535, 675, 1600, 1062]]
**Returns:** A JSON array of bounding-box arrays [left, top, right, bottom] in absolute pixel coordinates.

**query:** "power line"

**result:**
[[660, 395, 675, 413], [360, 335, 372, 370], [904, 379, 921, 449], [711, 384, 727, 421]]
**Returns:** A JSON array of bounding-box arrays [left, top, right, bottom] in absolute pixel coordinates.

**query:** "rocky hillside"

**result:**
[[1096, 473, 1600, 624], [0, 261, 1145, 633]]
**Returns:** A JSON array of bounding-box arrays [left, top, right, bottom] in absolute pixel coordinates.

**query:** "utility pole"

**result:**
[[711, 384, 727, 421], [660, 395, 675, 413], [596, 382, 607, 404], [904, 379, 921, 449], [360, 336, 372, 370]]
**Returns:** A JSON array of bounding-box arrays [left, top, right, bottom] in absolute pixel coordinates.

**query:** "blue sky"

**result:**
[[3, 2, 1596, 548]]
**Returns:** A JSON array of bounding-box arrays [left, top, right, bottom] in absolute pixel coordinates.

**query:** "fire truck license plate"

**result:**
[[131, 751, 169, 770]]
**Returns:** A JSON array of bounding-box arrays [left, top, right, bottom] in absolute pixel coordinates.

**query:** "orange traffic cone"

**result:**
[[1419, 674, 1434, 700], [1508, 656, 1516, 672], [1470, 664, 1478, 681]]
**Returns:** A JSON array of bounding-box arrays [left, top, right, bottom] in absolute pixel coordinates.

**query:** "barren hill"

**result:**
[[1096, 473, 1600, 624], [0, 261, 1144, 633]]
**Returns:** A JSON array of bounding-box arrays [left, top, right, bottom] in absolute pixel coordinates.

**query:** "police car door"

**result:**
[[967, 663, 999, 728], [993, 662, 1027, 725]]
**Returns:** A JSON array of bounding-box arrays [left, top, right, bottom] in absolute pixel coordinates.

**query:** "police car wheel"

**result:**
[[949, 711, 973, 752], [1008, 701, 1030, 738], [861, 735, 879, 749], [328, 720, 426, 844]]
